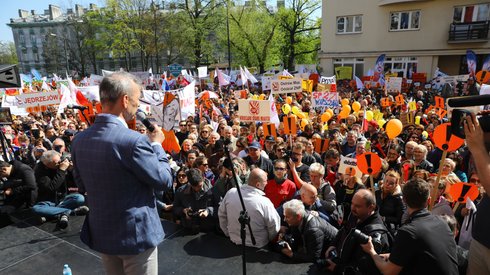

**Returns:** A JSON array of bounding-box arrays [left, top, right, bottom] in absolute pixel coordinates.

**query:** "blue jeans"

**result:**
[[32, 194, 85, 218]]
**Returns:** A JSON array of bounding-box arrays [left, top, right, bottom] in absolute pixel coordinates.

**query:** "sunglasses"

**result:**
[[180, 124, 187, 126], [178, 174, 187, 178], [274, 167, 287, 171], [201, 163, 209, 167]]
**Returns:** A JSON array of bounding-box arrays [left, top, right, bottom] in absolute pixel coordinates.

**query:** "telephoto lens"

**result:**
[[352, 229, 370, 244]]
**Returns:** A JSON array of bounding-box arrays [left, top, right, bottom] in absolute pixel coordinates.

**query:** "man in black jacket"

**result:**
[[32, 150, 87, 229], [0, 160, 37, 211], [326, 189, 391, 275], [279, 199, 338, 263]]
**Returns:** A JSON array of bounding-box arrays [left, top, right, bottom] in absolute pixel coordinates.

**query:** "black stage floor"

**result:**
[[0, 212, 321, 275]]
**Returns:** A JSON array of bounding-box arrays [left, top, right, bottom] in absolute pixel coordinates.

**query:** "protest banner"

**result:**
[[88, 74, 104, 86], [238, 99, 271, 122], [386, 77, 403, 94], [177, 80, 196, 120], [338, 156, 362, 177], [335, 67, 352, 80], [311, 91, 339, 108], [270, 78, 302, 94], [78, 86, 100, 101], [319, 75, 336, 84], [262, 76, 273, 91], [16, 90, 60, 108]]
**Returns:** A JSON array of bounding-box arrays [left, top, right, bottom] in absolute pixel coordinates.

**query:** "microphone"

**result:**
[[67, 104, 88, 111], [447, 95, 490, 108], [136, 110, 155, 132]]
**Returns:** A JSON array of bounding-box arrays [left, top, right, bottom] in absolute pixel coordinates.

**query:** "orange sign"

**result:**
[[395, 94, 404, 106], [263, 123, 277, 139], [356, 152, 382, 175], [433, 123, 465, 152], [315, 138, 330, 154], [283, 115, 297, 135], [380, 97, 392, 108], [476, 70, 490, 84], [448, 182, 480, 203], [434, 96, 445, 109]]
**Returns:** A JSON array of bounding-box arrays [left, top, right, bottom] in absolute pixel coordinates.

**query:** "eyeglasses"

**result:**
[[277, 148, 285, 152], [178, 174, 187, 178], [274, 167, 287, 171], [201, 131, 208, 133], [180, 124, 187, 127], [201, 163, 209, 167]]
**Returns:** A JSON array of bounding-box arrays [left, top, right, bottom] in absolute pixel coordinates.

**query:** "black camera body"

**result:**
[[352, 229, 370, 244], [278, 234, 295, 248], [451, 109, 490, 138], [187, 208, 201, 218]]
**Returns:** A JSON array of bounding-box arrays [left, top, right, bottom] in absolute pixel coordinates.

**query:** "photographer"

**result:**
[[464, 113, 490, 274], [32, 150, 87, 229], [0, 160, 37, 212], [279, 199, 337, 263], [173, 168, 218, 232], [360, 178, 458, 275], [325, 189, 391, 274]]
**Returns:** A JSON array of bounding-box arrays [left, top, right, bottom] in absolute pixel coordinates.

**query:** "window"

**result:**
[[30, 34, 37, 45], [333, 58, 364, 78], [454, 3, 490, 23], [390, 11, 420, 31], [383, 57, 418, 78], [337, 15, 362, 34], [18, 33, 25, 44], [33, 48, 40, 62]]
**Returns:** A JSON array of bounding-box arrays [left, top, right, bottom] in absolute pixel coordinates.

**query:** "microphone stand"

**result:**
[[79, 110, 91, 126], [223, 138, 255, 275]]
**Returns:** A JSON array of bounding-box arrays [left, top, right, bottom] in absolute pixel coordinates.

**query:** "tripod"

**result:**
[[223, 139, 256, 275]]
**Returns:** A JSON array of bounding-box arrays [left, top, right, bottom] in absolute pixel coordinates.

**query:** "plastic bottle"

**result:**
[[63, 264, 72, 275]]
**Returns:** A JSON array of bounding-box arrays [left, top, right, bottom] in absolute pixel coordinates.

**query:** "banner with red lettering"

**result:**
[[16, 90, 60, 108], [238, 99, 271, 122], [311, 91, 339, 108]]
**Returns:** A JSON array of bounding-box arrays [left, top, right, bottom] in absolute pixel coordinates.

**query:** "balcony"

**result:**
[[448, 21, 489, 43]]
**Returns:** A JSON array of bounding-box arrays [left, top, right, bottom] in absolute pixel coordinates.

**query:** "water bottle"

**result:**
[[63, 264, 72, 275]]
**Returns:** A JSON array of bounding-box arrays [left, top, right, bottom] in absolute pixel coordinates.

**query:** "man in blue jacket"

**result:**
[[72, 72, 172, 275]]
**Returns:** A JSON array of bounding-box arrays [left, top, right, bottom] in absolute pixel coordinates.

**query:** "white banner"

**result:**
[[311, 91, 339, 108], [16, 90, 60, 108], [262, 76, 273, 91], [197, 66, 208, 78], [177, 81, 196, 120], [238, 99, 271, 122], [338, 156, 362, 177], [386, 77, 403, 94], [78, 86, 100, 101], [270, 78, 302, 94], [319, 75, 336, 84], [89, 74, 104, 86]]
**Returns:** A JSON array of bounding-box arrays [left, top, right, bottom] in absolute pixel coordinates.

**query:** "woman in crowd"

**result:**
[[375, 170, 405, 233]]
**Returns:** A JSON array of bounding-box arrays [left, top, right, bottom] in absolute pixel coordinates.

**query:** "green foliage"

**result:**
[[0, 41, 18, 64]]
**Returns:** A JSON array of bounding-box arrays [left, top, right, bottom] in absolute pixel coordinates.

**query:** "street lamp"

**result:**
[[50, 33, 69, 74]]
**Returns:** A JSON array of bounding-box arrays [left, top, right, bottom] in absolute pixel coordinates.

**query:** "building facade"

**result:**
[[319, 0, 490, 80]]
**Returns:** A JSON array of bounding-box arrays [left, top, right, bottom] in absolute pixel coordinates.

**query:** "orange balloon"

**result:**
[[341, 98, 349, 106], [297, 112, 306, 119], [356, 152, 382, 175], [321, 112, 332, 122], [286, 96, 293, 105], [326, 108, 333, 117], [433, 123, 465, 152], [386, 119, 403, 139]]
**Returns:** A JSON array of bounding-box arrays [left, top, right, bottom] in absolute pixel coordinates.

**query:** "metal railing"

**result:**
[[448, 21, 489, 42]]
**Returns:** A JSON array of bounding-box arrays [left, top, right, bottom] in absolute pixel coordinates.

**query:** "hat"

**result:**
[[265, 136, 275, 143], [248, 141, 261, 150], [368, 120, 379, 129], [192, 143, 205, 152]]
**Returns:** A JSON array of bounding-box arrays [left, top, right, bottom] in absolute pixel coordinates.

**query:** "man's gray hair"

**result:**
[[99, 72, 141, 105], [40, 150, 61, 166], [283, 199, 306, 218], [309, 163, 325, 175]]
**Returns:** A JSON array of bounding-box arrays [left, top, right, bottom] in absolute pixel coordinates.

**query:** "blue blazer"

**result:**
[[72, 114, 173, 255]]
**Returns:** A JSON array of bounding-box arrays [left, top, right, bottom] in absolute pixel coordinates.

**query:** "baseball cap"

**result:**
[[248, 141, 261, 150]]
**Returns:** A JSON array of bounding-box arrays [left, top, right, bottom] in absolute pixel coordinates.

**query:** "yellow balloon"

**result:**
[[377, 119, 386, 128], [341, 98, 350, 106], [366, 110, 374, 121], [386, 119, 403, 139], [286, 96, 293, 105], [292, 106, 301, 115], [342, 105, 351, 114], [352, 101, 361, 112], [422, 131, 428, 139], [321, 112, 332, 122], [297, 112, 306, 119], [415, 116, 421, 125], [282, 104, 291, 114], [326, 108, 333, 117], [300, 118, 309, 130], [259, 94, 266, 100], [322, 124, 329, 131], [252, 94, 259, 100]]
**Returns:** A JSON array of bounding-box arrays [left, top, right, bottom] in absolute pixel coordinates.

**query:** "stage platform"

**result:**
[[0, 212, 321, 275]]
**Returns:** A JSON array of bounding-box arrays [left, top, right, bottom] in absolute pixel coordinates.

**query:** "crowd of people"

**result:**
[[0, 71, 488, 275]]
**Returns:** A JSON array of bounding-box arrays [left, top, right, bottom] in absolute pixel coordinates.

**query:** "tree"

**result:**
[[224, 0, 279, 73], [0, 41, 18, 64], [275, 0, 321, 71]]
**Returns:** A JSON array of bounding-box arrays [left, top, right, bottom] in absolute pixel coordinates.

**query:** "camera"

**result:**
[[315, 249, 338, 268], [60, 153, 72, 162], [278, 234, 295, 248], [186, 208, 201, 218], [352, 229, 369, 244], [451, 109, 490, 138]]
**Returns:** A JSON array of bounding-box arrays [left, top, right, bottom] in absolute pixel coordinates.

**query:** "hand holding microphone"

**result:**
[[136, 110, 165, 144]]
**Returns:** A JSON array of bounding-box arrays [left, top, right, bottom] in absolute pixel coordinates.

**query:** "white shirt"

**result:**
[[218, 185, 281, 248]]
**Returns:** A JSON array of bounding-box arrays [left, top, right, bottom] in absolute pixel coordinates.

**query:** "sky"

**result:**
[[1, 0, 103, 42]]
